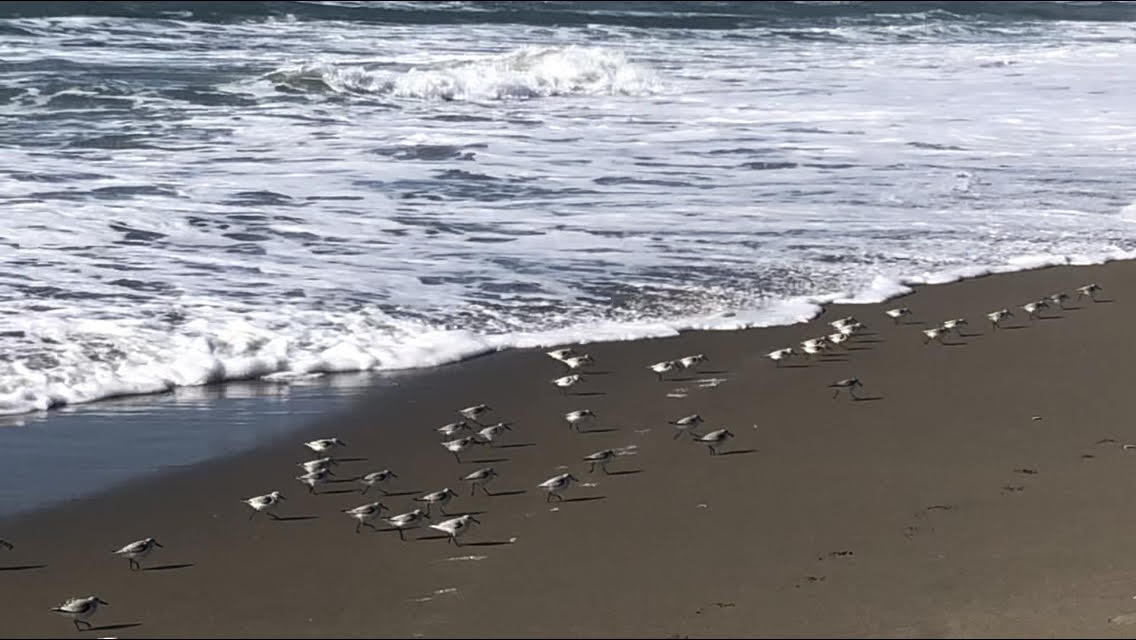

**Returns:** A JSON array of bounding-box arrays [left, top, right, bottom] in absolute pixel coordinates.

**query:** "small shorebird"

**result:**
[[415, 488, 459, 516], [584, 449, 617, 474], [0, 539, 11, 550], [830, 316, 857, 330], [343, 502, 387, 533], [802, 337, 827, 350], [1047, 292, 1069, 309], [885, 307, 912, 324], [565, 409, 596, 431], [538, 473, 579, 502], [458, 404, 492, 425], [442, 436, 482, 462], [112, 537, 162, 571], [51, 596, 108, 631], [386, 509, 429, 541], [546, 348, 576, 363], [829, 377, 863, 400], [296, 469, 331, 495], [360, 469, 397, 495], [678, 353, 708, 370], [941, 318, 967, 333], [1022, 299, 1048, 321], [437, 421, 469, 439], [922, 327, 945, 344], [800, 342, 825, 359], [838, 321, 865, 337], [692, 428, 734, 455], [827, 332, 849, 348], [987, 309, 1013, 330], [551, 374, 583, 394], [561, 355, 594, 370], [476, 422, 512, 446], [669, 413, 704, 439], [429, 514, 480, 546], [648, 360, 679, 381], [1077, 283, 1102, 301], [298, 457, 337, 475], [242, 491, 285, 520], [767, 347, 794, 366], [304, 437, 346, 454], [461, 467, 498, 496]]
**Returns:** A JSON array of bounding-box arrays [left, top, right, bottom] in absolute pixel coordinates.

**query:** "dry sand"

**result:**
[[4, 262, 1136, 638]]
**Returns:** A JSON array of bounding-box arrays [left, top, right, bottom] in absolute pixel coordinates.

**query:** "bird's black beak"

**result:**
[[471, 517, 481, 524], [155, 541, 163, 548]]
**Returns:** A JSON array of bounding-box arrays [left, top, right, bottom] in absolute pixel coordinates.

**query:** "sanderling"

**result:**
[[458, 404, 492, 425], [429, 514, 480, 546], [941, 318, 967, 332], [551, 374, 583, 394], [830, 316, 857, 330], [767, 347, 794, 366], [1048, 292, 1069, 309], [829, 377, 863, 400], [298, 457, 337, 475], [802, 337, 827, 350], [669, 413, 704, 440], [561, 355, 594, 370], [885, 307, 912, 324], [800, 342, 825, 359], [565, 409, 596, 431], [112, 537, 162, 572], [304, 437, 346, 454], [0, 539, 12, 550], [1077, 283, 1102, 301], [987, 309, 1013, 330], [678, 354, 708, 370], [437, 421, 469, 439], [648, 360, 679, 381], [583, 449, 617, 474], [476, 422, 512, 446], [360, 469, 397, 495], [442, 436, 482, 463], [51, 596, 108, 631], [922, 327, 945, 344], [1022, 299, 1048, 321], [827, 332, 849, 348], [838, 321, 865, 337], [242, 491, 285, 520], [538, 473, 579, 502], [415, 488, 459, 516], [386, 509, 429, 541], [692, 428, 735, 455], [461, 467, 498, 496], [343, 502, 387, 534], [296, 469, 332, 495], [546, 348, 576, 363]]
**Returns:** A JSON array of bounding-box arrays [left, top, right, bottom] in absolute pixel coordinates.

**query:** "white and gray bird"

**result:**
[[385, 509, 429, 541], [829, 377, 863, 400], [648, 360, 679, 381], [546, 348, 576, 363], [415, 488, 459, 516], [987, 308, 1013, 330], [476, 422, 512, 446], [458, 404, 492, 425], [692, 428, 735, 455], [1077, 283, 1102, 301], [678, 353, 708, 370], [436, 421, 469, 439], [583, 449, 617, 474], [800, 342, 825, 359], [941, 318, 967, 332], [295, 469, 331, 495], [885, 307, 912, 324], [838, 321, 866, 337], [298, 457, 337, 475], [1047, 292, 1069, 309], [922, 327, 945, 344], [565, 409, 596, 432], [767, 347, 794, 366], [51, 596, 108, 631], [242, 491, 285, 520], [429, 514, 480, 546], [1022, 299, 1049, 320], [343, 502, 387, 534], [561, 355, 594, 370], [461, 467, 499, 496], [442, 436, 482, 463], [551, 374, 583, 394], [303, 437, 346, 454], [360, 469, 397, 495], [538, 473, 579, 502], [827, 332, 849, 348], [830, 316, 857, 330], [112, 537, 162, 571], [669, 413, 704, 440]]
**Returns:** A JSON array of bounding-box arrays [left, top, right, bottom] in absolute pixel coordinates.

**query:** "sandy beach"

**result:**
[[4, 260, 1136, 638]]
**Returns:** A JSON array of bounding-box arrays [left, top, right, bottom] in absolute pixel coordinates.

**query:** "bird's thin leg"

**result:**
[[365, 522, 377, 531], [470, 485, 476, 497], [355, 522, 362, 534], [130, 559, 140, 571], [453, 453, 461, 463], [481, 485, 492, 496], [673, 430, 683, 440], [249, 510, 257, 521], [832, 389, 840, 399], [589, 463, 595, 474], [398, 529, 406, 541], [546, 493, 553, 503]]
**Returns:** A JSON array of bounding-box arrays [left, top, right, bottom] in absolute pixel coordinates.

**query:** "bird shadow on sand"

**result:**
[[995, 325, 1028, 331], [316, 488, 358, 495], [852, 395, 884, 402], [383, 490, 421, 497], [716, 449, 757, 456], [273, 515, 320, 522], [416, 534, 452, 542], [497, 442, 536, 449], [571, 391, 607, 397], [463, 540, 513, 547], [328, 478, 359, 484], [335, 457, 368, 463], [487, 489, 527, 497], [844, 346, 873, 351], [0, 564, 47, 572], [469, 457, 509, 464], [559, 495, 606, 503], [579, 427, 619, 434], [606, 469, 643, 476], [143, 563, 194, 572], [86, 623, 143, 632]]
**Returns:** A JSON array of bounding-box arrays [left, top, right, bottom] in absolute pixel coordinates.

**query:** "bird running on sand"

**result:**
[[295, 469, 331, 495], [885, 307, 912, 324], [476, 422, 512, 446], [1047, 292, 1069, 309], [767, 347, 794, 366], [648, 360, 679, 381], [436, 421, 469, 439], [941, 318, 967, 333], [561, 355, 594, 370], [669, 413, 704, 440], [298, 457, 337, 475], [830, 316, 857, 330], [415, 488, 459, 516], [243, 491, 285, 520], [1077, 283, 1102, 301], [343, 502, 387, 533], [584, 449, 617, 474], [112, 537, 162, 571], [386, 509, 429, 541], [461, 467, 499, 496], [986, 309, 1013, 330], [539, 473, 579, 502], [551, 374, 583, 394], [304, 437, 346, 454], [678, 353, 707, 370], [360, 469, 397, 495], [1022, 299, 1048, 321], [565, 409, 596, 432], [829, 377, 863, 400], [442, 436, 482, 463], [827, 332, 849, 348], [429, 514, 480, 546], [692, 428, 735, 455], [51, 596, 108, 631], [922, 327, 945, 345], [458, 404, 492, 425], [546, 348, 576, 363]]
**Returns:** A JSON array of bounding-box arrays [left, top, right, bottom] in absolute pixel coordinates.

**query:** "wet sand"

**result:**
[[4, 261, 1136, 638]]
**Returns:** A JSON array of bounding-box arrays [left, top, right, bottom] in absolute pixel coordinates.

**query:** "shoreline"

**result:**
[[5, 259, 1136, 637]]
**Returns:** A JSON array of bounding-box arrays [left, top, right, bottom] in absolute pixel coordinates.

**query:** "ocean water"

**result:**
[[3, 1, 1136, 416]]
